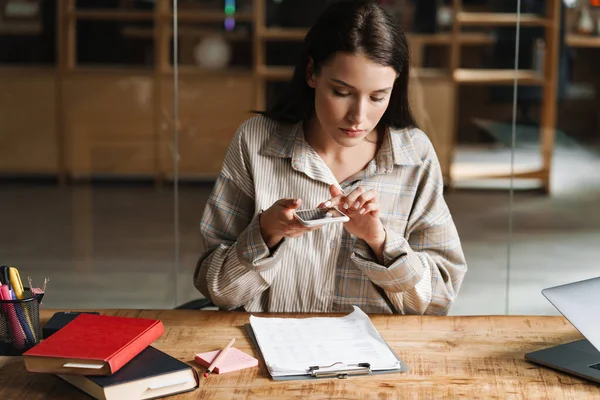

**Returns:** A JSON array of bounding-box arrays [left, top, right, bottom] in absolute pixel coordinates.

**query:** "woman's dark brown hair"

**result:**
[[258, 0, 416, 130]]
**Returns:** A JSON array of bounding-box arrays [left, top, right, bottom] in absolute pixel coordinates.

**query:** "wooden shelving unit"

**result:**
[[449, 0, 562, 193], [0, 0, 570, 188], [0, 0, 256, 182], [257, 29, 497, 68], [250, 0, 561, 191], [250, 1, 493, 106]]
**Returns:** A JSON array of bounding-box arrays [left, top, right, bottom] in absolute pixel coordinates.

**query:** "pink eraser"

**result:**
[[195, 347, 258, 374]]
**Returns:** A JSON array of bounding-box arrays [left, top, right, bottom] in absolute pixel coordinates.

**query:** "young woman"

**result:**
[[194, 0, 467, 314]]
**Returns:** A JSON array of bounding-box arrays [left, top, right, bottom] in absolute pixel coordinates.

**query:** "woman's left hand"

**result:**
[[318, 184, 386, 247]]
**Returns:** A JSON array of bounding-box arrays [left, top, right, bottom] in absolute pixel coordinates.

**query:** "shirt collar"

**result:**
[[386, 127, 423, 167], [260, 121, 423, 170], [259, 121, 310, 173], [259, 120, 298, 159]]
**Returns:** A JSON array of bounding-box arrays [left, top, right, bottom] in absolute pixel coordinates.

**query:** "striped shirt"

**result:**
[[194, 115, 467, 314]]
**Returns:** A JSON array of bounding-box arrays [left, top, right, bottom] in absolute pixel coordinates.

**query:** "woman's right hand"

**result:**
[[259, 198, 321, 249]]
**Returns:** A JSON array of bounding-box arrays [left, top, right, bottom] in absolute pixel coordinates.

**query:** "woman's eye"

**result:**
[[371, 97, 386, 103], [333, 90, 351, 97]]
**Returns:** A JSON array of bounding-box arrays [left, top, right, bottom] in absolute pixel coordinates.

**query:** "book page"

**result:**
[[249, 306, 400, 376]]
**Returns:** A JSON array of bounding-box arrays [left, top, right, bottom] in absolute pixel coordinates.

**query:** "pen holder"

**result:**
[[0, 289, 43, 356]]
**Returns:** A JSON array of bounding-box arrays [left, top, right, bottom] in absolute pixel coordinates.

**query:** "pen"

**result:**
[[8, 267, 37, 343], [204, 337, 235, 378], [0, 266, 11, 290], [8, 267, 25, 300], [0, 285, 26, 349]]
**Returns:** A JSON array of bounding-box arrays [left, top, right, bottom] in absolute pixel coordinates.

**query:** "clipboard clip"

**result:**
[[308, 362, 371, 379]]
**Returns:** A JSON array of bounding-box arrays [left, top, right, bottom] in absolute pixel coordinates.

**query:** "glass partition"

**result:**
[[393, 0, 515, 315], [171, 0, 514, 315], [171, 0, 598, 315], [508, 0, 600, 315], [3, 0, 597, 316], [0, 0, 178, 309]]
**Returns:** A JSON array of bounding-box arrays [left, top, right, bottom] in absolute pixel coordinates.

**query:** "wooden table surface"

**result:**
[[0, 309, 599, 400]]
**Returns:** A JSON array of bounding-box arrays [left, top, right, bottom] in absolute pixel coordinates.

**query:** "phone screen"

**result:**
[[295, 208, 346, 221]]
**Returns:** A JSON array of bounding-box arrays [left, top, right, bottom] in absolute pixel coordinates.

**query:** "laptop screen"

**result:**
[[542, 277, 600, 352]]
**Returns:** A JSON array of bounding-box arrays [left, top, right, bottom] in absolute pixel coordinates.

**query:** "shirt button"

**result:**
[[330, 240, 337, 249]]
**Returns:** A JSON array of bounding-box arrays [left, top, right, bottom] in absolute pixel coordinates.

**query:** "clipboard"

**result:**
[[244, 323, 410, 381]]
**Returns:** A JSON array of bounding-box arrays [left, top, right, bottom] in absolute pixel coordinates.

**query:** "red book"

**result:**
[[23, 314, 164, 376]]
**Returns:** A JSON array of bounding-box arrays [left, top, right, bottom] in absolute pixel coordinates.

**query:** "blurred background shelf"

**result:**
[[257, 27, 306, 41], [447, 0, 562, 193], [451, 163, 546, 181], [0, 0, 258, 182], [456, 12, 548, 26], [409, 31, 495, 45], [168, 11, 253, 23], [122, 26, 251, 42], [70, 10, 154, 20], [1, 0, 597, 193], [167, 65, 252, 76], [255, 65, 293, 80], [566, 34, 600, 48], [453, 69, 545, 85]]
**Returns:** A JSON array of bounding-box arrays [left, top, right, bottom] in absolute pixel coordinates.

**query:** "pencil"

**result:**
[[204, 337, 236, 378]]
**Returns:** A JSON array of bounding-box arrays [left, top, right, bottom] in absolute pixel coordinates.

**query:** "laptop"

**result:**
[[525, 276, 600, 383]]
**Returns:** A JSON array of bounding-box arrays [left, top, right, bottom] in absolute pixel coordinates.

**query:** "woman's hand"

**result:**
[[259, 198, 321, 249], [319, 185, 386, 251]]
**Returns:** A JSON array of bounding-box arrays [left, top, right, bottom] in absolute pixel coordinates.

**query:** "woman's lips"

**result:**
[[339, 128, 365, 138]]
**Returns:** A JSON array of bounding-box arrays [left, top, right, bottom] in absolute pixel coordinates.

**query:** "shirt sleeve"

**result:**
[[350, 140, 467, 315], [193, 130, 288, 310]]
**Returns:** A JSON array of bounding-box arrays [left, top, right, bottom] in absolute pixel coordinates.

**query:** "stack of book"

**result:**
[[22, 313, 199, 400]]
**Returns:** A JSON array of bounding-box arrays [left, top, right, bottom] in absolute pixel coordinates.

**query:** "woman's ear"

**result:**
[[306, 58, 316, 88]]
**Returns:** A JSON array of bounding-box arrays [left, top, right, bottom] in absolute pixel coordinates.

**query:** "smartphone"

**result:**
[[294, 207, 349, 227]]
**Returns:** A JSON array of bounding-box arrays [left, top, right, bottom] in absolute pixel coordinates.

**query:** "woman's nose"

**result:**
[[347, 99, 367, 125]]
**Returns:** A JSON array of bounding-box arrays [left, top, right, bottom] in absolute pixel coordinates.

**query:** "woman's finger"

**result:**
[[329, 184, 344, 198], [358, 201, 380, 216], [351, 189, 378, 211], [319, 194, 345, 209], [342, 186, 366, 211]]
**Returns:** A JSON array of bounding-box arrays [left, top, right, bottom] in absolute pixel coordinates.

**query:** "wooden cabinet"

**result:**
[[61, 73, 253, 179], [0, 0, 255, 180], [0, 69, 58, 175], [160, 74, 254, 179], [64, 73, 156, 177]]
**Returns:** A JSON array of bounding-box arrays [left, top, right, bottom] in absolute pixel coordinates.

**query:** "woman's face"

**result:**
[[307, 52, 397, 148]]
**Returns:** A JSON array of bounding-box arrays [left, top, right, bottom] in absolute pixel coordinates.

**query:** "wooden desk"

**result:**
[[1, 310, 599, 399]]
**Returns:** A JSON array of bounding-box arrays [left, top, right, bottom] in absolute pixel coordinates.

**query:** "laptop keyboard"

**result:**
[[590, 363, 600, 371]]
